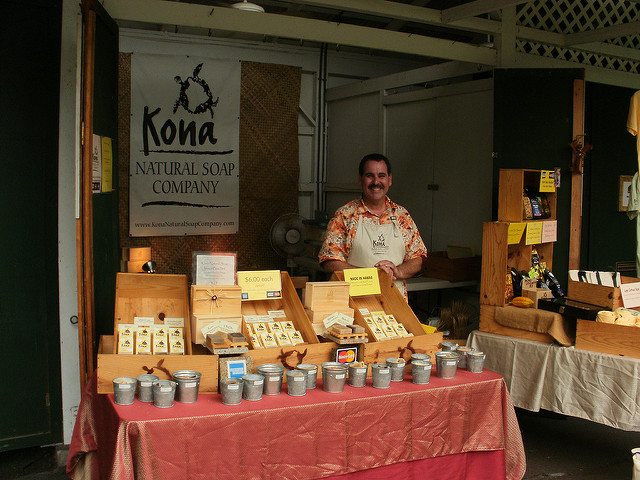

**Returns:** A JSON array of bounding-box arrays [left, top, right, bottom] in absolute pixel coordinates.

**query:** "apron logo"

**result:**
[[372, 234, 388, 251]]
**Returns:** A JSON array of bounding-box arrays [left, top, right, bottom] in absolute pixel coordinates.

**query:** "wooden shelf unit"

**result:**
[[498, 168, 557, 222], [481, 169, 558, 308]]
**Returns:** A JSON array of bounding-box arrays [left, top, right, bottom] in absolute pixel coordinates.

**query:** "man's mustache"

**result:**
[[369, 184, 383, 189]]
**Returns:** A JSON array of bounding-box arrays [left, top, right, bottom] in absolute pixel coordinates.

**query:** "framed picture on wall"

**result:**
[[618, 175, 634, 212]]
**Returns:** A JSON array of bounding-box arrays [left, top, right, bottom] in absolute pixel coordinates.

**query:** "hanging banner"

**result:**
[[130, 53, 240, 236]]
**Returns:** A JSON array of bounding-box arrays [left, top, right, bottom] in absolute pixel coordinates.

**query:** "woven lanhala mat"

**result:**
[[119, 55, 301, 280]]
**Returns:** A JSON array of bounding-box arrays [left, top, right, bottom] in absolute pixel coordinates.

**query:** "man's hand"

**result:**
[[375, 257, 424, 281]]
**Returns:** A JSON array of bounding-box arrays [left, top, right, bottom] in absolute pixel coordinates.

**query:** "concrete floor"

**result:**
[[0, 408, 638, 479]]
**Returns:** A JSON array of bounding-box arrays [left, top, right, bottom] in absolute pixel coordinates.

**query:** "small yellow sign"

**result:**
[[507, 223, 526, 245], [525, 222, 543, 245], [343, 268, 381, 296], [237, 270, 282, 300], [539, 170, 555, 193]]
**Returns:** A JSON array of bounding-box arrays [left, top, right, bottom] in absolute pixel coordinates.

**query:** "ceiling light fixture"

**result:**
[[231, 1, 265, 13]]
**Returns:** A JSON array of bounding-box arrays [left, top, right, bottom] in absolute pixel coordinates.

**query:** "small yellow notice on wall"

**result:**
[[539, 170, 555, 193], [525, 222, 543, 245], [507, 223, 526, 244], [237, 270, 282, 300], [343, 268, 381, 296]]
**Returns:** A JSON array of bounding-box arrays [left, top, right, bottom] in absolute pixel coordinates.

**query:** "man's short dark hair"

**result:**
[[358, 153, 392, 175]]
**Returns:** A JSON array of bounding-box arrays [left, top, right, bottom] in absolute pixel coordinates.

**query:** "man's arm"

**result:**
[[321, 259, 358, 274], [375, 256, 424, 281]]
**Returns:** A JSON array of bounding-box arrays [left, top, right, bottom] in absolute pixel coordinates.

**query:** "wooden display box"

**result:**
[[332, 270, 443, 365], [575, 319, 640, 359], [239, 272, 338, 375], [304, 281, 350, 310], [305, 307, 355, 324], [191, 285, 242, 316], [422, 251, 481, 281], [498, 168, 557, 222], [97, 273, 218, 394], [480, 221, 554, 307], [567, 277, 640, 310]]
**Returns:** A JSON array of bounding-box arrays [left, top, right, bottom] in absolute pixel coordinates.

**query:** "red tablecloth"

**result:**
[[67, 368, 525, 480]]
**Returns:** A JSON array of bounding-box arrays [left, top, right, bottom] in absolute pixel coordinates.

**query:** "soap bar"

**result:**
[[169, 336, 185, 355], [153, 335, 169, 354], [289, 331, 304, 345], [260, 333, 278, 348], [118, 335, 134, 354], [136, 337, 152, 355]]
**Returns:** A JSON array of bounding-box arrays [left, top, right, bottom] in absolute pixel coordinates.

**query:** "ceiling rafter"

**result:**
[[441, 0, 529, 24], [564, 20, 640, 46]]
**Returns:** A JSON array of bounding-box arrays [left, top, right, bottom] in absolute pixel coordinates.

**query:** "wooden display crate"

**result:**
[[240, 271, 338, 375], [304, 281, 350, 310], [575, 319, 640, 359], [332, 270, 443, 365], [97, 273, 218, 394], [567, 277, 640, 310], [479, 304, 555, 343], [422, 251, 481, 281], [498, 168, 557, 222]]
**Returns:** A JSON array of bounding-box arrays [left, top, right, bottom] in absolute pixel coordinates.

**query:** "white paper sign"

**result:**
[[621, 282, 640, 308], [541, 220, 557, 243], [130, 54, 240, 236], [195, 253, 236, 285]]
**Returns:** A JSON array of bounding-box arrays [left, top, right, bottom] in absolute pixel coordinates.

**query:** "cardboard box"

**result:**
[[422, 251, 481, 281], [191, 285, 242, 316], [522, 286, 553, 308], [576, 319, 640, 359]]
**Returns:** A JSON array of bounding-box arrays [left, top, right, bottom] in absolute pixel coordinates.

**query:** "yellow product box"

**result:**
[[248, 333, 263, 349], [253, 323, 268, 335], [153, 335, 169, 355], [169, 336, 185, 355], [371, 326, 387, 341], [260, 332, 278, 348], [117, 324, 136, 338], [374, 315, 388, 327], [394, 323, 412, 337], [118, 335, 134, 354], [136, 337, 152, 355], [363, 316, 376, 327], [169, 327, 183, 339], [137, 326, 152, 340], [267, 321, 283, 333], [289, 330, 304, 345], [281, 320, 296, 332], [275, 331, 293, 346], [383, 324, 399, 339], [384, 314, 398, 325]]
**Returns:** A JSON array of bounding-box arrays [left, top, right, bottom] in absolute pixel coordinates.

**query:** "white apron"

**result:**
[[347, 214, 407, 297]]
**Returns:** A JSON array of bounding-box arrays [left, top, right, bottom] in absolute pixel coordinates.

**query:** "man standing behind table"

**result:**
[[318, 153, 427, 300]]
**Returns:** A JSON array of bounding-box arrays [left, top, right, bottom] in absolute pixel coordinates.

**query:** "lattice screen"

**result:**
[[515, 0, 640, 74]]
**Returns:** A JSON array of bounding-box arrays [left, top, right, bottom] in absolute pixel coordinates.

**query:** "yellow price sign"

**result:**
[[343, 268, 381, 296], [507, 223, 526, 244], [525, 222, 543, 245], [237, 270, 282, 300], [539, 170, 555, 193]]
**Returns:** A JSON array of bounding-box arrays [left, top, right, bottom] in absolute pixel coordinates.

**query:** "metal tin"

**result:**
[[286, 370, 307, 396], [371, 363, 391, 389], [152, 380, 177, 408], [322, 364, 347, 393], [136, 374, 158, 403], [410, 353, 430, 362], [386, 357, 406, 382], [456, 346, 473, 369], [441, 341, 459, 352], [257, 363, 284, 395], [348, 363, 368, 387], [113, 377, 137, 405], [435, 351, 460, 379], [242, 373, 265, 401], [296, 363, 318, 390], [411, 359, 432, 385], [466, 351, 486, 373], [220, 378, 244, 405], [172, 370, 202, 403]]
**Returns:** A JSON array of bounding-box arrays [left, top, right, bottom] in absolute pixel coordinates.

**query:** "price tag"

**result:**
[[237, 270, 282, 300], [539, 170, 555, 192], [525, 222, 543, 245], [541, 220, 557, 243], [621, 282, 640, 308], [507, 223, 526, 244], [343, 267, 381, 296]]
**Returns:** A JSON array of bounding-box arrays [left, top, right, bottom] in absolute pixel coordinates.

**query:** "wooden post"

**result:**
[[77, 0, 98, 390], [569, 80, 585, 270]]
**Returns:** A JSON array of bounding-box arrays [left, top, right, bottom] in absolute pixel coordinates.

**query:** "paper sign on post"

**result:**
[[541, 220, 558, 243], [343, 268, 381, 296], [525, 222, 543, 245], [621, 282, 640, 308], [507, 223, 526, 244], [237, 270, 282, 300], [539, 170, 555, 192]]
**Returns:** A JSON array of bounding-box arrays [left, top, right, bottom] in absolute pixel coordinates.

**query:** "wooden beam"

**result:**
[[79, 0, 98, 389], [565, 20, 640, 46], [442, 0, 528, 24], [569, 79, 585, 271]]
